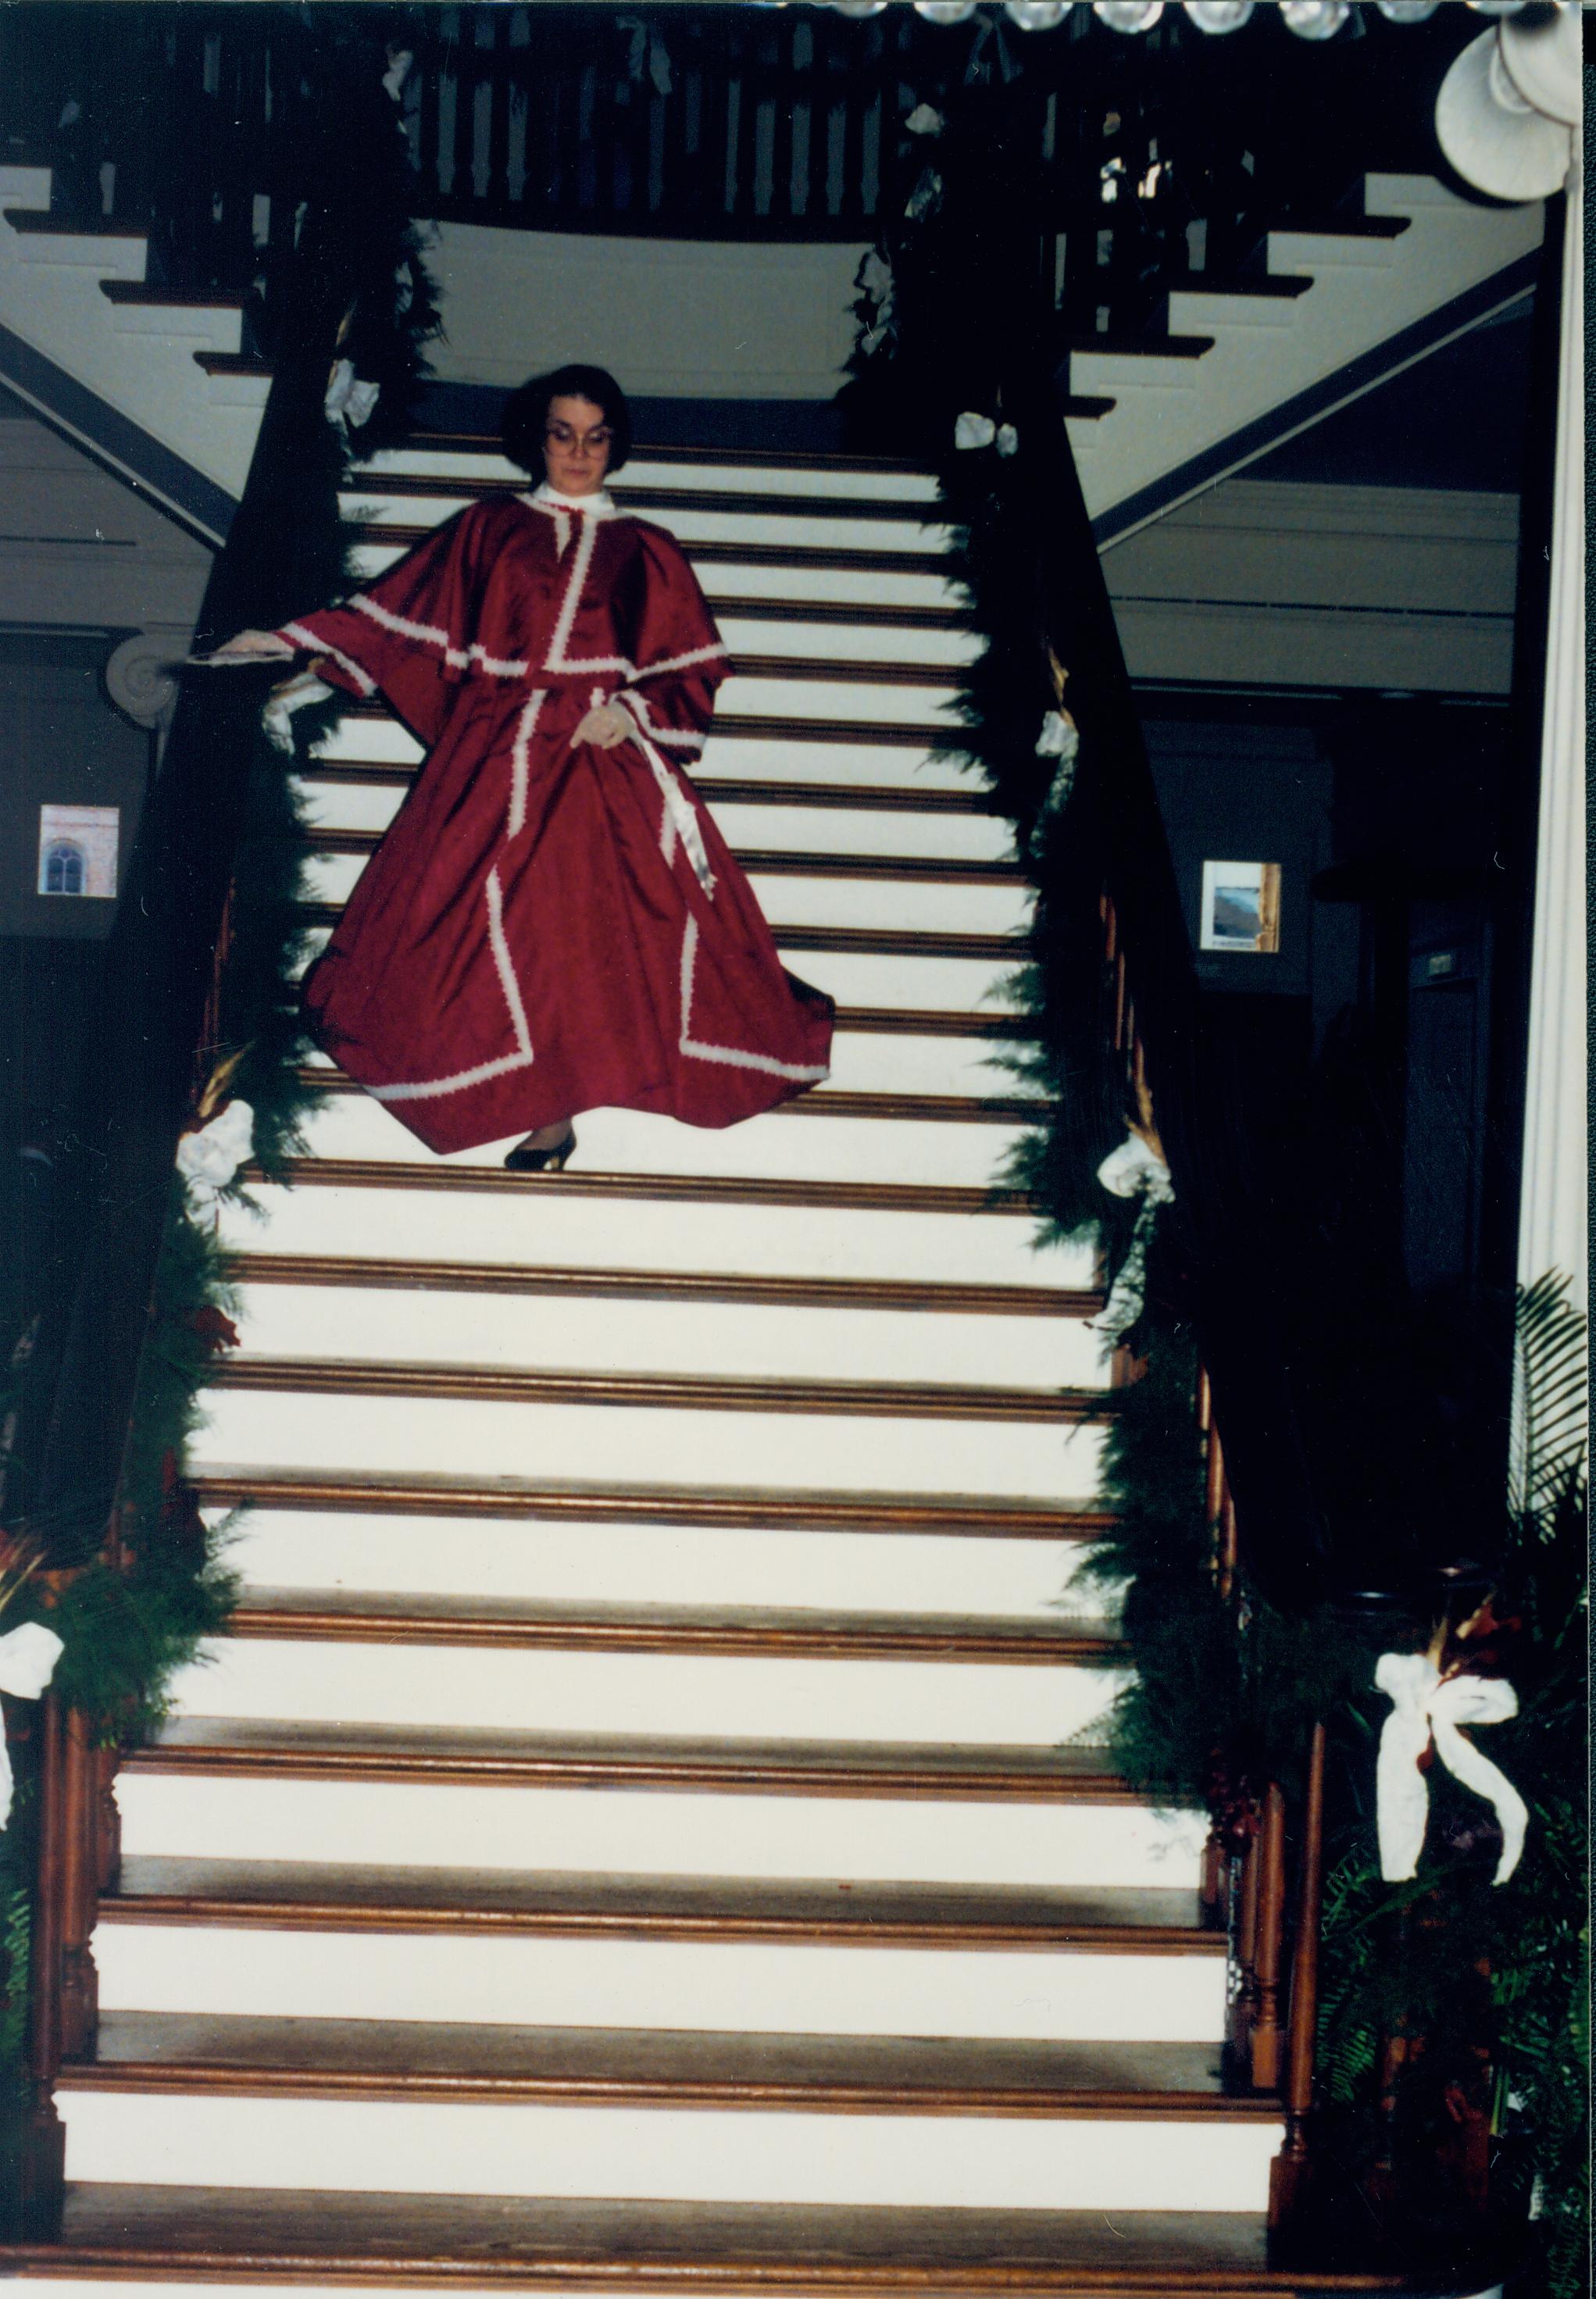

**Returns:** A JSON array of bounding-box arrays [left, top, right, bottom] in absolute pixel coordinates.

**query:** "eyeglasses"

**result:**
[[544, 421, 615, 456]]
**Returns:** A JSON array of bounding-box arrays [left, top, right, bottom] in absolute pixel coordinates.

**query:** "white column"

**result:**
[[1517, 155, 1585, 1312]]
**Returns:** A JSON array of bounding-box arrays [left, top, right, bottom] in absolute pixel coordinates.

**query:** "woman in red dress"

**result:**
[[216, 364, 834, 1169]]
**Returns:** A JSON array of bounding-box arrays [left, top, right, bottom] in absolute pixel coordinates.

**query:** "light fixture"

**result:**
[[828, 2, 889, 16], [1498, 2, 1580, 127], [913, 0, 979, 18], [1373, 0, 1441, 19], [1184, 1, 1254, 30], [1280, 0, 1350, 37], [1094, 0, 1164, 29], [1436, 20, 1573, 199], [1005, 1, 1073, 28], [1465, 2, 1529, 13]]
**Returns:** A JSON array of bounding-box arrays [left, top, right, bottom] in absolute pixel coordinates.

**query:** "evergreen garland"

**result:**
[[0, 22, 441, 2115], [844, 70, 1587, 2292]]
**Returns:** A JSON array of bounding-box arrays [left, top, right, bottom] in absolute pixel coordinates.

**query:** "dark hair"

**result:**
[[501, 363, 632, 477]]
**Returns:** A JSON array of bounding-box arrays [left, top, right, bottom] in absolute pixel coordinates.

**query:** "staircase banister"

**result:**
[[7, 170, 373, 2241], [1008, 352, 1330, 1612]]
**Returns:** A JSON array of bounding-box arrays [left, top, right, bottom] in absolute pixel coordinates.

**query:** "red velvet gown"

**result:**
[[279, 483, 834, 1155]]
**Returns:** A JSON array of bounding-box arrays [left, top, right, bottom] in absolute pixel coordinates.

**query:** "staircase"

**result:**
[[0, 157, 1541, 556], [3, 434, 1409, 2295]]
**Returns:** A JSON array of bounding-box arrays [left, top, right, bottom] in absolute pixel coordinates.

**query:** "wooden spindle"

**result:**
[[57, 1708, 99, 2062], [1199, 1825, 1226, 1926], [1250, 1780, 1287, 2091], [1269, 1720, 1327, 2240], [1225, 1815, 1262, 2073]]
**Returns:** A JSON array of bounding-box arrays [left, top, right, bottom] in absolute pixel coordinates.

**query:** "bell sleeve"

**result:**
[[611, 523, 731, 762], [274, 502, 506, 747]]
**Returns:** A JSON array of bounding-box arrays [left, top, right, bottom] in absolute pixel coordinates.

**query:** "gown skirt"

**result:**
[[277, 485, 834, 1158]]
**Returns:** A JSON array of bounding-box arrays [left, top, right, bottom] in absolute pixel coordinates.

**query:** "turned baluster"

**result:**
[[1249, 1780, 1287, 2090], [1225, 1809, 1262, 2074], [1269, 1720, 1328, 2240]]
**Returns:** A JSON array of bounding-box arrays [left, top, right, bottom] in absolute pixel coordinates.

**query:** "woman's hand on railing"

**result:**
[[191, 630, 298, 665]]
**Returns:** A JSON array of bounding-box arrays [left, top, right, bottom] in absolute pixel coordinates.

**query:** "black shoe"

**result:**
[[505, 1126, 577, 1174]]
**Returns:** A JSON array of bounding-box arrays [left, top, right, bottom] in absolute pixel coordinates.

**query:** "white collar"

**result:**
[[525, 481, 618, 519]]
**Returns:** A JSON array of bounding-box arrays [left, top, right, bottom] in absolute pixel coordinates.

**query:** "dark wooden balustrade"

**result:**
[[2, 95, 380, 2232], [0, 3, 1469, 348]]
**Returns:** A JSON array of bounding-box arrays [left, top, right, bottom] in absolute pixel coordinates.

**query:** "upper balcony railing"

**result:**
[[0, 2, 1458, 348]]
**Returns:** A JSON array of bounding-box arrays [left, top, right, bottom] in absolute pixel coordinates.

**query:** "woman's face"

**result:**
[[542, 394, 613, 496]]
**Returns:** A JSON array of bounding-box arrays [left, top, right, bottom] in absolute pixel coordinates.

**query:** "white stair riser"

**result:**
[[166, 1638, 1126, 1746], [348, 542, 967, 613], [340, 492, 955, 559], [289, 934, 1018, 1018], [216, 1512, 1098, 1622], [309, 717, 973, 791], [116, 1776, 1207, 1890], [291, 1104, 1032, 1192], [228, 1283, 1105, 1391], [719, 617, 977, 669], [60, 2090, 1279, 2212], [300, 851, 1026, 937], [357, 449, 943, 504], [294, 1030, 1030, 1102], [296, 782, 1012, 866], [216, 1187, 1091, 1294], [97, 1921, 1224, 2043], [720, 676, 957, 731], [190, 1388, 1107, 1499]]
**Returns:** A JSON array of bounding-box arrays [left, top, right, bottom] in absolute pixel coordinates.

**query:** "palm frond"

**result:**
[[1509, 1272, 1588, 1524]]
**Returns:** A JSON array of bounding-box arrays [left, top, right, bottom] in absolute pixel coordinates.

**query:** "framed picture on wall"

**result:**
[[1199, 859, 1281, 955], [37, 805, 120, 899]]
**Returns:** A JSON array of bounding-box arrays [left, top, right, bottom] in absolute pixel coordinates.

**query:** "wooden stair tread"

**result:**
[[1066, 330, 1215, 358], [337, 696, 960, 747], [348, 471, 949, 528], [106, 1859, 1210, 1944], [227, 1588, 1123, 1661], [223, 1252, 1092, 1319], [103, 1856, 1218, 1948], [128, 1719, 1140, 1800], [295, 1073, 1042, 1125], [305, 830, 1012, 880], [5, 206, 147, 237], [68, 2011, 1266, 2117], [300, 762, 998, 816], [189, 1462, 1105, 1536], [98, 277, 243, 309], [194, 348, 273, 377], [393, 434, 918, 475], [8, 2184, 1422, 2289], [245, 1158, 1041, 1218], [209, 1355, 1106, 1423], [295, 911, 1023, 962]]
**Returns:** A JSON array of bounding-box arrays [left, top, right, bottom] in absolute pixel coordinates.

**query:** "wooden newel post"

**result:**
[[58, 1708, 101, 2062], [1269, 1720, 1327, 2244]]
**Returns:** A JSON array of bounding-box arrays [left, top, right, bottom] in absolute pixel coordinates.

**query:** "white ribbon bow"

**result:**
[[177, 1099, 256, 1209], [612, 695, 716, 898], [905, 102, 944, 135], [1097, 1130, 1174, 1205], [262, 672, 333, 754], [1036, 709, 1078, 760], [325, 359, 380, 434], [1374, 1652, 1528, 1887], [0, 1622, 64, 1830], [955, 411, 996, 450]]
